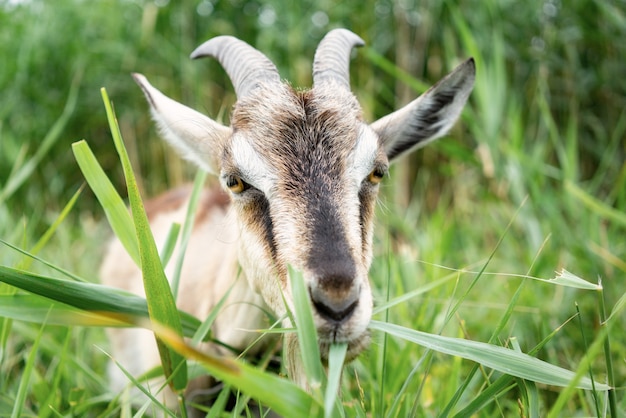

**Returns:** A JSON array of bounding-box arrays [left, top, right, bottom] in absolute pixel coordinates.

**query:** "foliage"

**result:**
[[0, 0, 624, 416]]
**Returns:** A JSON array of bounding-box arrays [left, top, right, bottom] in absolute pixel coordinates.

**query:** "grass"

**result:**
[[1, 0, 625, 416]]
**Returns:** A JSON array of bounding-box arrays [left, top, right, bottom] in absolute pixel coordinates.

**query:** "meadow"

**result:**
[[0, 0, 624, 416]]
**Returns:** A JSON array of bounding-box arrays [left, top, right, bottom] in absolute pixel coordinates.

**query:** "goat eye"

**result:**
[[225, 175, 248, 194], [368, 167, 386, 184]]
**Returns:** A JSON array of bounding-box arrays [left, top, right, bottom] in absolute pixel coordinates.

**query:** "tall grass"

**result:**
[[1, 0, 624, 416]]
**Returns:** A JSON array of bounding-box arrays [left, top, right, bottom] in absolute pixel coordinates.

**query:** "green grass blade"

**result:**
[[546, 321, 614, 417], [439, 198, 532, 417], [565, 180, 626, 227], [0, 265, 202, 337], [205, 383, 232, 418], [415, 262, 601, 290], [451, 378, 517, 418], [373, 274, 457, 315], [160, 222, 181, 267], [369, 320, 609, 391], [511, 338, 540, 418], [11, 316, 46, 418], [598, 280, 619, 418], [0, 238, 86, 282], [444, 196, 527, 327], [575, 304, 602, 418], [325, 343, 347, 418], [101, 87, 187, 391], [518, 378, 540, 418], [606, 285, 626, 323], [379, 245, 393, 418], [288, 266, 324, 391], [0, 265, 146, 315], [551, 269, 602, 290], [21, 185, 84, 270], [547, 279, 622, 417], [0, 295, 128, 327], [0, 68, 81, 206], [72, 140, 139, 266], [453, 312, 582, 417], [154, 322, 322, 417], [446, 236, 552, 417], [190, 279, 236, 346], [171, 169, 207, 299], [100, 350, 176, 418]]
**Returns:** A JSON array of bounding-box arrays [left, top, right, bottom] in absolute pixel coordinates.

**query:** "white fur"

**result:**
[[229, 134, 277, 196], [348, 125, 384, 185]]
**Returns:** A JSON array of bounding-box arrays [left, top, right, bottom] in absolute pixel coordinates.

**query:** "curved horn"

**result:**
[[313, 29, 365, 89], [191, 36, 281, 98]]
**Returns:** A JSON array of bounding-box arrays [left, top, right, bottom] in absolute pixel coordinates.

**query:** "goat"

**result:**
[[100, 28, 475, 410]]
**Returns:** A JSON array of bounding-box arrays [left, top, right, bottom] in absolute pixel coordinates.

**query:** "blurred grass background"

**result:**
[[1, 0, 625, 416]]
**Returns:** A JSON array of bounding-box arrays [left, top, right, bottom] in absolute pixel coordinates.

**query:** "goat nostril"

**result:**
[[310, 293, 359, 323], [308, 272, 360, 323], [309, 286, 360, 322]]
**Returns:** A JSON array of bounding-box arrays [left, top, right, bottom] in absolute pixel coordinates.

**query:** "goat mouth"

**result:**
[[311, 298, 359, 323], [318, 329, 371, 363], [307, 284, 371, 361]]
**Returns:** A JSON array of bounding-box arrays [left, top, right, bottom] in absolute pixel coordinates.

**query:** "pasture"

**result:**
[[0, 0, 624, 416]]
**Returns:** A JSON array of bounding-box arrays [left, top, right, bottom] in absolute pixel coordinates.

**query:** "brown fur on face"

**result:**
[[225, 82, 380, 269]]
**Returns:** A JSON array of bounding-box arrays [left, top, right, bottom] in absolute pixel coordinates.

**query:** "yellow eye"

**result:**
[[225, 175, 246, 194], [368, 167, 386, 184]]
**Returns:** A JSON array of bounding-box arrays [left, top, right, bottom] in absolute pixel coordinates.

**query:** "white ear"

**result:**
[[371, 58, 475, 161], [132, 73, 232, 174]]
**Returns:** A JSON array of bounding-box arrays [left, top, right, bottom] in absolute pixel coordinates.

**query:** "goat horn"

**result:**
[[191, 36, 281, 99], [313, 29, 365, 90]]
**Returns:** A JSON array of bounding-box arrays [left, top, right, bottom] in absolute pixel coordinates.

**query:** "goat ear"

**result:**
[[371, 58, 475, 162], [132, 73, 232, 175]]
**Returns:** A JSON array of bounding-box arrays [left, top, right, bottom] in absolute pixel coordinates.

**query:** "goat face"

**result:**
[[225, 82, 381, 360], [132, 29, 474, 365]]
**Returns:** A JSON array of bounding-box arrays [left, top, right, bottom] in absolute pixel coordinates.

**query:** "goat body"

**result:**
[[100, 29, 475, 409]]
